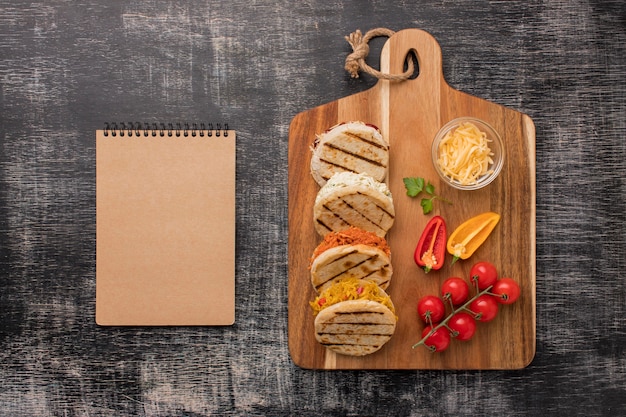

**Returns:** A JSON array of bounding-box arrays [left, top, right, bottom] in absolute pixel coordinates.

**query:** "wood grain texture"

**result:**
[[288, 29, 535, 370], [0, 0, 625, 415]]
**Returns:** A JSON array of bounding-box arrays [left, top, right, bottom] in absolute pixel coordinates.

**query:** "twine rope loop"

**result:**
[[344, 28, 414, 81]]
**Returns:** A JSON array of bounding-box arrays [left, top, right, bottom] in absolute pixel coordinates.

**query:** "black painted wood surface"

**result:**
[[0, 1, 624, 416]]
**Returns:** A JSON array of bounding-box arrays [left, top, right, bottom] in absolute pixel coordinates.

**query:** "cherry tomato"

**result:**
[[469, 294, 499, 322], [417, 295, 446, 324], [421, 325, 451, 352], [441, 277, 470, 306], [491, 278, 521, 304], [447, 312, 477, 341], [470, 261, 498, 290]]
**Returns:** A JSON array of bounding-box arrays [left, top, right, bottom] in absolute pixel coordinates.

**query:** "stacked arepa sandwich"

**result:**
[[308, 121, 397, 357]]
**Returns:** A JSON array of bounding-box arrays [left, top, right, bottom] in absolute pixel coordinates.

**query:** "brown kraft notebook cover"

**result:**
[[96, 126, 236, 326]]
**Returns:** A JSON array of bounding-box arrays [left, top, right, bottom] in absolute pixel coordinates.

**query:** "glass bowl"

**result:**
[[431, 117, 504, 191]]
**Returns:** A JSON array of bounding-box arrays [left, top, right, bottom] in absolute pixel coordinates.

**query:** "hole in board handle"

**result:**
[[405, 49, 420, 80]]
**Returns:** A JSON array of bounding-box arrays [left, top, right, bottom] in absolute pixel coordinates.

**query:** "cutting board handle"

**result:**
[[381, 29, 445, 87]]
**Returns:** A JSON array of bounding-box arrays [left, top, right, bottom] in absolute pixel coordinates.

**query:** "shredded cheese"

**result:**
[[437, 122, 494, 185], [309, 277, 395, 315], [315, 171, 392, 205]]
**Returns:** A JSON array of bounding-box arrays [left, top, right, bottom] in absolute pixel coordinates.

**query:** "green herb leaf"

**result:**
[[403, 177, 424, 197], [424, 181, 436, 196], [403, 176, 452, 215], [421, 198, 434, 214]]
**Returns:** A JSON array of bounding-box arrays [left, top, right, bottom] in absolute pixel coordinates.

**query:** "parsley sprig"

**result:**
[[403, 177, 452, 214]]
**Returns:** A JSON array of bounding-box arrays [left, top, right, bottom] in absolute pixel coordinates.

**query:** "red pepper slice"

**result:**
[[414, 215, 447, 273]]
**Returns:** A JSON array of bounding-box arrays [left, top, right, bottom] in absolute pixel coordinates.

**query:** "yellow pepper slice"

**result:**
[[447, 212, 500, 263]]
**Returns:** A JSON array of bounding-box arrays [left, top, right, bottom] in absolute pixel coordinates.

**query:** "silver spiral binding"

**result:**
[[103, 122, 229, 137]]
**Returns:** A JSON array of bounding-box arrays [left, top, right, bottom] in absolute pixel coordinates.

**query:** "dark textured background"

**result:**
[[1, 1, 624, 416]]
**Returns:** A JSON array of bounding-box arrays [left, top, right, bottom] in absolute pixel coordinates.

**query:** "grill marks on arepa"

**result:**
[[308, 123, 397, 357], [310, 122, 389, 186], [313, 300, 396, 356], [317, 131, 389, 182], [316, 192, 395, 237], [312, 249, 391, 292]]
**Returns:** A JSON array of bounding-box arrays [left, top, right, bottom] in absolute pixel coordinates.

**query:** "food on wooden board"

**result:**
[[447, 211, 500, 263], [469, 294, 499, 322], [420, 324, 451, 352], [310, 278, 397, 357], [414, 215, 447, 273], [412, 261, 520, 352], [469, 261, 499, 290], [313, 171, 395, 238], [447, 312, 477, 342], [490, 278, 521, 305], [417, 295, 446, 325], [310, 227, 392, 293], [441, 277, 470, 306], [435, 121, 495, 186], [402, 176, 452, 215], [310, 121, 389, 186]]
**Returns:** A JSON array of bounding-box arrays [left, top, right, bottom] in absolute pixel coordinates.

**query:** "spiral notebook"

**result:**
[[96, 123, 236, 326]]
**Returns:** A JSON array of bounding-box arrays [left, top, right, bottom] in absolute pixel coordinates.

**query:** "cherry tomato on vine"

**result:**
[[491, 278, 521, 304], [447, 312, 477, 341], [417, 295, 446, 324], [441, 277, 470, 306], [470, 261, 498, 290], [469, 294, 499, 322], [421, 325, 451, 352]]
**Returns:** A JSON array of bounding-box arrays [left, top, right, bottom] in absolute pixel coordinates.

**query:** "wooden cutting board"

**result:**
[[288, 29, 536, 370]]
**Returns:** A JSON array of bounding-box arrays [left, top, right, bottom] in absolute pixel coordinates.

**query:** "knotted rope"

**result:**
[[344, 28, 414, 81]]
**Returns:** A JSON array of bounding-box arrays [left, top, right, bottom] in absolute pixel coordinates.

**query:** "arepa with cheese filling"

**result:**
[[313, 172, 395, 238], [310, 278, 397, 356], [310, 121, 389, 187]]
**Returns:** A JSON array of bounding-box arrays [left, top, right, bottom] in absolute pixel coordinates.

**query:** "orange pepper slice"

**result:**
[[447, 212, 500, 263]]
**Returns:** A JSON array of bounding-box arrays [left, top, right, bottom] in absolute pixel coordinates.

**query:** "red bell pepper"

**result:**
[[414, 215, 447, 273]]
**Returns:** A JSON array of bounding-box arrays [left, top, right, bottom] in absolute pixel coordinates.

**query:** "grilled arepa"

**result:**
[[310, 227, 392, 293], [310, 278, 397, 356], [313, 172, 395, 238], [310, 121, 389, 186]]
